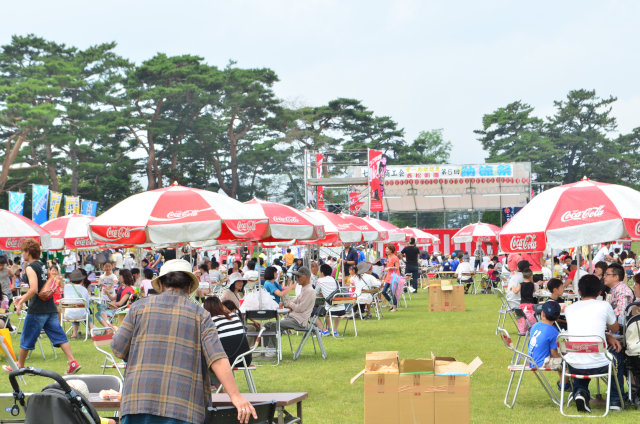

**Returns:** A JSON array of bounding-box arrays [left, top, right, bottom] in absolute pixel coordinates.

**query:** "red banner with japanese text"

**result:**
[[316, 153, 325, 211], [349, 187, 364, 215], [368, 149, 385, 212]]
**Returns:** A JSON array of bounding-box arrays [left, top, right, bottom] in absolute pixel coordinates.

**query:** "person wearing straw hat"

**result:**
[[111, 259, 256, 424]]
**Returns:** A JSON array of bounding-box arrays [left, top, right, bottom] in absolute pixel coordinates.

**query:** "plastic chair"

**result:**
[[205, 401, 276, 424], [216, 327, 265, 394], [90, 327, 125, 380], [60, 298, 90, 341], [497, 328, 560, 408], [557, 334, 624, 417]]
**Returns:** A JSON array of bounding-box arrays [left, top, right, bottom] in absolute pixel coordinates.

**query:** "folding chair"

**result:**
[[216, 327, 265, 394], [361, 288, 383, 320], [494, 289, 517, 335], [90, 327, 125, 380], [62, 373, 122, 392], [205, 401, 276, 424], [60, 298, 90, 341], [245, 310, 281, 365], [328, 292, 358, 337], [403, 274, 413, 299], [509, 308, 534, 365], [557, 334, 625, 417], [286, 297, 328, 361], [497, 328, 560, 408]]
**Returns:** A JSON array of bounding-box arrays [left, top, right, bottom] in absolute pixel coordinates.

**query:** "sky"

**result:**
[[3, 0, 639, 164]]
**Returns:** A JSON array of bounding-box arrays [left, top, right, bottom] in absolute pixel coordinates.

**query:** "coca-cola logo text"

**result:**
[[73, 238, 98, 247], [509, 235, 537, 251], [560, 205, 605, 223], [105, 227, 131, 239], [235, 221, 257, 234], [5, 238, 26, 250], [273, 216, 300, 224], [564, 342, 599, 353], [635, 221, 640, 236], [167, 210, 198, 219]]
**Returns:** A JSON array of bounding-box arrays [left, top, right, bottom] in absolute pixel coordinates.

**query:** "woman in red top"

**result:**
[[105, 269, 136, 310], [381, 244, 400, 312], [48, 265, 64, 321]]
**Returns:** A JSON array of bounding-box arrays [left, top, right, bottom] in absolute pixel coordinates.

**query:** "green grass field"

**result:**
[[0, 289, 637, 423]]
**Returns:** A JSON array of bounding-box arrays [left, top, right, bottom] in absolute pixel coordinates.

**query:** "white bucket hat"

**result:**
[[151, 259, 199, 293]]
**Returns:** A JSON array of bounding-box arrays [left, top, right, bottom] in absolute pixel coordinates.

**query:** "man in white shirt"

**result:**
[[112, 249, 124, 270], [123, 253, 136, 270], [564, 274, 624, 412], [593, 242, 614, 265], [456, 257, 475, 294], [316, 264, 344, 336], [62, 251, 77, 276]]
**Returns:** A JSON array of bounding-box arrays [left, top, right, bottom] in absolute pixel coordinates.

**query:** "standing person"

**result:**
[[339, 243, 359, 283], [593, 242, 614, 265], [97, 262, 119, 329], [111, 259, 256, 424], [123, 253, 136, 271], [400, 238, 420, 292], [381, 244, 400, 312], [112, 249, 124, 271], [3, 239, 81, 374], [474, 245, 485, 271], [284, 249, 295, 269], [62, 251, 77, 277]]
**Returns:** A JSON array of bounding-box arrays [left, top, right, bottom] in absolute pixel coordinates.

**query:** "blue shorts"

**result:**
[[626, 270, 634, 277], [20, 313, 68, 351], [97, 303, 115, 317]]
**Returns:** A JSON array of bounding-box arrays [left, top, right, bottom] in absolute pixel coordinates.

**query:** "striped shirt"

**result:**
[[212, 313, 245, 339], [111, 290, 227, 424]]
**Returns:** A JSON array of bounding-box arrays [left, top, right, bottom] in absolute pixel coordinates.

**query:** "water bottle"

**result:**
[[1, 299, 8, 310]]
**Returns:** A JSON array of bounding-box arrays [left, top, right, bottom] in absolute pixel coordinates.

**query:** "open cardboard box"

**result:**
[[352, 351, 481, 424], [429, 280, 465, 312]]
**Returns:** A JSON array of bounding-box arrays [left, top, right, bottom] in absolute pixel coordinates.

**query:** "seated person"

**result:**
[[203, 296, 250, 367], [97, 262, 118, 330], [528, 301, 565, 389], [506, 260, 529, 309], [513, 269, 537, 331], [564, 260, 586, 291], [604, 263, 633, 320], [564, 274, 624, 412], [243, 260, 260, 288], [100, 269, 136, 329], [316, 264, 345, 336], [350, 262, 381, 319], [264, 267, 315, 353], [263, 266, 295, 305], [455, 257, 475, 293], [63, 269, 93, 339], [194, 263, 211, 302], [546, 278, 567, 330], [221, 272, 246, 311]]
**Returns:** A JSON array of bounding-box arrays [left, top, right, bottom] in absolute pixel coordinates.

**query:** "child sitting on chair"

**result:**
[[514, 269, 537, 331], [528, 301, 566, 390]]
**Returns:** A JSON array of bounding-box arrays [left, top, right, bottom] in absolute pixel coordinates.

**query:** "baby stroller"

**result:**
[[9, 367, 102, 424], [624, 301, 640, 409], [480, 269, 500, 294]]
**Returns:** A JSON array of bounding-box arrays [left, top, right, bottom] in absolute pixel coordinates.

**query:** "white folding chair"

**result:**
[[498, 328, 560, 408], [494, 289, 518, 335], [216, 327, 265, 394], [91, 327, 125, 380], [557, 334, 624, 417], [328, 291, 358, 337], [60, 298, 90, 341], [245, 310, 281, 365]]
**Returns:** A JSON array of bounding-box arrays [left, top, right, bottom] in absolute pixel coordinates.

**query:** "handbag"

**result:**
[[38, 276, 56, 302]]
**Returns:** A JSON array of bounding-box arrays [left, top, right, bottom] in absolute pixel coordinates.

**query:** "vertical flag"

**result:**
[[368, 150, 384, 212], [8, 192, 26, 215], [502, 207, 522, 223], [81, 200, 98, 217], [65, 196, 80, 215], [348, 186, 364, 215], [31, 184, 49, 225], [316, 153, 325, 211], [49, 191, 63, 219]]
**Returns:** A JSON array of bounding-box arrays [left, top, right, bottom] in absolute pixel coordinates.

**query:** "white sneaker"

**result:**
[[264, 351, 276, 358], [408, 287, 416, 293]]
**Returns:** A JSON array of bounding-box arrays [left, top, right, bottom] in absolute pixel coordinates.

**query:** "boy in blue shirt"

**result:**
[[528, 301, 565, 389]]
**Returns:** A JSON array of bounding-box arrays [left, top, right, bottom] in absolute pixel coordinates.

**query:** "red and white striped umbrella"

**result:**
[[301, 209, 362, 244], [452, 222, 501, 244], [338, 214, 382, 241], [399, 227, 439, 245], [0, 209, 60, 250], [42, 214, 102, 250], [362, 217, 408, 242], [89, 184, 269, 245], [500, 178, 640, 253], [245, 199, 325, 241]]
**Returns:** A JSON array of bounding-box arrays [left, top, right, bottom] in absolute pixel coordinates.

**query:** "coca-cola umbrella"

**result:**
[[244, 199, 325, 241], [362, 217, 406, 242], [300, 208, 362, 244], [42, 214, 102, 250], [499, 177, 640, 253], [452, 222, 501, 244], [0, 209, 60, 250], [89, 183, 269, 245], [399, 227, 440, 245], [338, 213, 382, 242]]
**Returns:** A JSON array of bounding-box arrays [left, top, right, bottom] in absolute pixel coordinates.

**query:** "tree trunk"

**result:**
[[146, 129, 158, 190], [70, 147, 79, 195], [0, 134, 27, 194], [45, 143, 59, 191]]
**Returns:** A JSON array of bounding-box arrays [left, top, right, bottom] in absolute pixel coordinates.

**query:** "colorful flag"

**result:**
[[31, 184, 49, 225], [502, 207, 522, 223], [65, 196, 80, 215], [8, 192, 25, 215], [349, 186, 364, 215], [316, 153, 325, 211], [49, 191, 63, 219], [81, 200, 98, 217], [368, 150, 385, 212]]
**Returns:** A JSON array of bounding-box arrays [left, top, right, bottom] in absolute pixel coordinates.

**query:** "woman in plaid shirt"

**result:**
[[112, 259, 256, 424]]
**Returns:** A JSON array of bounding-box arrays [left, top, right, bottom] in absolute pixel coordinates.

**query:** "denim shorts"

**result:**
[[20, 312, 68, 351], [96, 302, 115, 317]]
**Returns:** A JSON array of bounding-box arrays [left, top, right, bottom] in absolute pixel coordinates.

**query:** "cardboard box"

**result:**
[[429, 280, 465, 312], [353, 352, 481, 424]]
